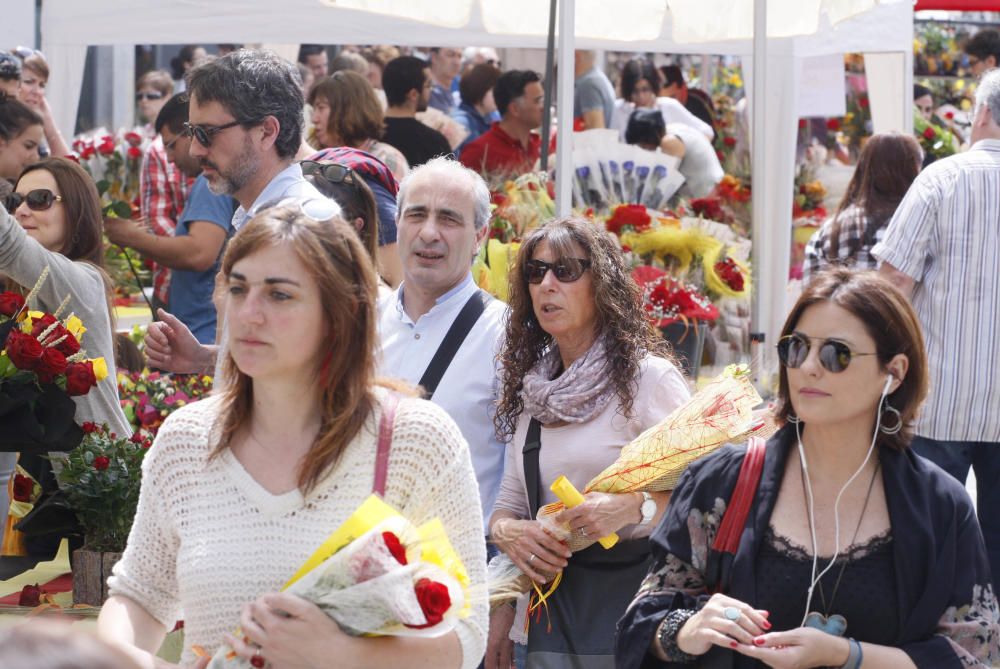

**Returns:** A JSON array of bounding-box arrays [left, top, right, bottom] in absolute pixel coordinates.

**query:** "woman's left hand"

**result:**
[[733, 627, 850, 669], [228, 592, 360, 669], [553, 492, 638, 540]]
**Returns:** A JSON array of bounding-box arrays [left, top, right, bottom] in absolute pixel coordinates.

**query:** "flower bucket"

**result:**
[[72, 547, 122, 606], [660, 320, 707, 379]]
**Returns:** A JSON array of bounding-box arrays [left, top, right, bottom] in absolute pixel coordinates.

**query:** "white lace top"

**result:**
[[108, 389, 487, 668]]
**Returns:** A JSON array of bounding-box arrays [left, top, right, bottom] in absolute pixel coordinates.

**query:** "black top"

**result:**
[[382, 117, 453, 168], [754, 526, 899, 646], [685, 91, 716, 138]]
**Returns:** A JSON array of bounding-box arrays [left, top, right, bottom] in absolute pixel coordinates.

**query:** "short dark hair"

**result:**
[[965, 29, 1000, 63], [660, 64, 685, 88], [621, 59, 661, 101], [298, 45, 326, 63], [170, 45, 203, 80], [625, 108, 665, 147], [186, 49, 304, 160], [382, 56, 428, 107], [913, 83, 932, 100], [155, 93, 189, 135], [0, 53, 21, 82], [494, 70, 541, 117], [773, 268, 928, 452], [0, 96, 42, 140], [459, 64, 502, 107]]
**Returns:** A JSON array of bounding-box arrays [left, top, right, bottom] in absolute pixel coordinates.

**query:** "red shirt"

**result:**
[[459, 122, 541, 177]]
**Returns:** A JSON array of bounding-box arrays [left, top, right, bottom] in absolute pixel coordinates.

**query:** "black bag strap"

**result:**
[[523, 418, 543, 517], [418, 290, 489, 398]]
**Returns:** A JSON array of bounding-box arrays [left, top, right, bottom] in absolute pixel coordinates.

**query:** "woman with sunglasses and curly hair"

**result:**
[[487, 216, 690, 669], [617, 268, 1000, 669]]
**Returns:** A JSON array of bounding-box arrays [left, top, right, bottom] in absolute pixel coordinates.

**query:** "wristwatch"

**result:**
[[637, 492, 656, 525]]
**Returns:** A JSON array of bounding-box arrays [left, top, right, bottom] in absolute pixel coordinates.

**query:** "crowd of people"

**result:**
[[0, 37, 998, 669]]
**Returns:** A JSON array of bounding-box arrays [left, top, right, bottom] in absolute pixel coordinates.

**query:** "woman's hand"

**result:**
[[733, 627, 850, 669], [491, 517, 570, 583], [484, 604, 516, 669], [554, 492, 639, 540], [228, 592, 361, 669], [675, 594, 770, 656]]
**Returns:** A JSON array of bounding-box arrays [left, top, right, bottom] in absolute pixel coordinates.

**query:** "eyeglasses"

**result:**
[[183, 119, 252, 147], [524, 257, 592, 284], [136, 91, 164, 102], [776, 333, 877, 374], [163, 134, 181, 151], [4, 189, 63, 212]]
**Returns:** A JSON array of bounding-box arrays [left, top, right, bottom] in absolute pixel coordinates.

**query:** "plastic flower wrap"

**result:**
[[489, 365, 769, 607], [206, 496, 471, 668]]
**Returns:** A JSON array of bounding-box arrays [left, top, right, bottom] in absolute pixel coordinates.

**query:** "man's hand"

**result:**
[[104, 216, 147, 248], [144, 309, 215, 374]]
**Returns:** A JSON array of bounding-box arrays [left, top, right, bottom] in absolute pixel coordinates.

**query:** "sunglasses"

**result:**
[[183, 119, 254, 147], [524, 257, 592, 284], [11, 46, 43, 60], [136, 91, 164, 102], [300, 160, 358, 186], [776, 333, 877, 373], [4, 189, 63, 212]]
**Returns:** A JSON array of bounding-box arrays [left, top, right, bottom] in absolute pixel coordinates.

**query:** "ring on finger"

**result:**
[[723, 606, 741, 622], [528, 553, 537, 564]]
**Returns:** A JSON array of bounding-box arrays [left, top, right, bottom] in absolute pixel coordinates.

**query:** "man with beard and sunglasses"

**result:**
[[105, 93, 236, 345], [142, 49, 337, 374]]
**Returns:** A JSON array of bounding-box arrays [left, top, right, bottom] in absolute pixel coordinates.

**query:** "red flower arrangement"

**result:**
[[605, 204, 652, 236], [407, 579, 452, 629], [689, 196, 725, 222], [633, 267, 719, 327], [714, 258, 746, 292]]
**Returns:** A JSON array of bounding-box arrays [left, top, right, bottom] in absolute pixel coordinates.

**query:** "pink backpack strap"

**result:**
[[373, 393, 400, 497]]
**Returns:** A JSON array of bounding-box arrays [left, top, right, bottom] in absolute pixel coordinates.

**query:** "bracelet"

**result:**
[[656, 609, 698, 663], [838, 638, 863, 669]]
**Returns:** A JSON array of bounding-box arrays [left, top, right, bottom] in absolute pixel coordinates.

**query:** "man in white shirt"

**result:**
[[143, 48, 335, 373], [378, 157, 508, 525]]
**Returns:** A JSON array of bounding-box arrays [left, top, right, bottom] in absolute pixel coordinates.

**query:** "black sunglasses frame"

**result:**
[[776, 333, 877, 374], [5, 189, 63, 213], [524, 257, 592, 284], [136, 91, 165, 102], [183, 119, 251, 147]]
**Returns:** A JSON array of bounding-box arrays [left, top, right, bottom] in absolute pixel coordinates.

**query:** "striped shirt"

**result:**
[[872, 139, 1000, 441], [803, 204, 886, 280]]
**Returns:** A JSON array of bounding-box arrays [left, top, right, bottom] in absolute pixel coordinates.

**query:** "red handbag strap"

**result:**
[[712, 436, 767, 555], [373, 393, 400, 497]]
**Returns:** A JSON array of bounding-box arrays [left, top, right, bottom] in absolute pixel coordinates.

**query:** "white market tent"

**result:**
[[40, 0, 914, 380]]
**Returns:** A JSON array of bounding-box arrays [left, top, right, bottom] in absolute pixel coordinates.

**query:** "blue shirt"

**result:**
[[451, 102, 498, 156], [168, 176, 237, 344]]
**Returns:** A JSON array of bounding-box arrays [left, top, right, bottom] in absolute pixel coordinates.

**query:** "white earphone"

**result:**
[[883, 374, 894, 395]]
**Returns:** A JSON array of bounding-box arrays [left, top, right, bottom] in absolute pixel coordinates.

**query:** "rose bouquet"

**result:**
[[0, 271, 108, 455], [118, 370, 213, 439], [205, 496, 470, 668]]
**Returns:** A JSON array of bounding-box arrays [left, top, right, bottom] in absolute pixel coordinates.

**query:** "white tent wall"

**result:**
[[39, 0, 913, 382], [1, 0, 35, 54]]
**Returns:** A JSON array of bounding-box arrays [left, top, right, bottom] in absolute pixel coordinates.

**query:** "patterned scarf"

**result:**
[[521, 337, 615, 424]]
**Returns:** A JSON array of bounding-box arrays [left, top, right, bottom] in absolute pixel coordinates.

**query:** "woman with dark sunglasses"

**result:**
[[487, 216, 690, 669], [617, 268, 999, 669]]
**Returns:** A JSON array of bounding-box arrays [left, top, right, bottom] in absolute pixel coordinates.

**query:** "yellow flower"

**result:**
[[844, 112, 855, 123], [64, 314, 86, 339], [955, 79, 965, 91], [90, 357, 109, 382], [728, 73, 743, 88], [961, 98, 972, 111]]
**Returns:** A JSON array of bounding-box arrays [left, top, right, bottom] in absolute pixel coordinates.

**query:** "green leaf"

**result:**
[[111, 200, 133, 219], [96, 179, 110, 196]]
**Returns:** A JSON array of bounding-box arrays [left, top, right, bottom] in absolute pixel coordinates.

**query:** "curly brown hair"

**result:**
[[494, 216, 669, 440]]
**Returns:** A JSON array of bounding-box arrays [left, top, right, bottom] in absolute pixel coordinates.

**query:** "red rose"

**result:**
[[382, 531, 408, 565], [65, 154, 80, 164], [0, 291, 25, 318], [29, 314, 57, 338], [922, 126, 936, 140], [127, 146, 142, 159], [714, 258, 745, 292], [93, 456, 110, 471], [65, 361, 98, 396], [12, 474, 34, 503], [945, 111, 955, 120], [55, 331, 81, 357], [859, 97, 869, 108], [97, 137, 116, 155], [826, 118, 840, 131], [18, 584, 41, 607], [723, 136, 737, 147], [130, 432, 144, 444], [124, 131, 143, 147], [35, 348, 68, 383], [80, 146, 96, 160], [82, 421, 99, 433], [798, 119, 807, 129], [406, 578, 452, 629], [6, 330, 44, 371], [605, 204, 652, 236]]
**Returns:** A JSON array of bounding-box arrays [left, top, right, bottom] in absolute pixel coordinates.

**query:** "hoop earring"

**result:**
[[880, 404, 903, 435], [786, 413, 801, 425]]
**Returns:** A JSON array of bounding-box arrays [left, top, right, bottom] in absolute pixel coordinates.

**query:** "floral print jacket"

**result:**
[[615, 426, 1000, 669]]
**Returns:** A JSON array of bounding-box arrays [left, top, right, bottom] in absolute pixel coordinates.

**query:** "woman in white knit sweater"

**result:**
[[98, 204, 488, 669]]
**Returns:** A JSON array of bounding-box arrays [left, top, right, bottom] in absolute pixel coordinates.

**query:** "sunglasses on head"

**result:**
[[300, 160, 358, 186], [136, 91, 164, 102], [183, 119, 256, 148], [4, 189, 63, 212], [524, 257, 591, 284], [776, 333, 877, 373]]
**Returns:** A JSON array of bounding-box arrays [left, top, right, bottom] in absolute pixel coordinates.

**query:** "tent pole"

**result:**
[[555, 0, 575, 217], [750, 0, 768, 386], [540, 0, 557, 171]]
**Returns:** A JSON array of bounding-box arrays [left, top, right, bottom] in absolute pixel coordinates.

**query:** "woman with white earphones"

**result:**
[[617, 268, 999, 669]]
